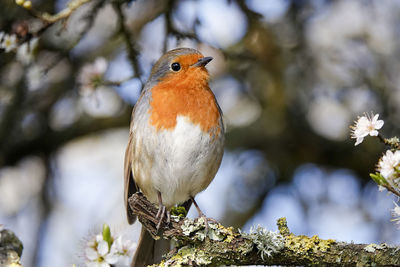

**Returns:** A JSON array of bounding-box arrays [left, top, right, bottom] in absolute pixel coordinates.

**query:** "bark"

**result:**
[[0, 228, 23, 267], [129, 193, 400, 266]]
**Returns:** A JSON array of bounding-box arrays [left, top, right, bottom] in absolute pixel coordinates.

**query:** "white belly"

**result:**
[[132, 115, 224, 207]]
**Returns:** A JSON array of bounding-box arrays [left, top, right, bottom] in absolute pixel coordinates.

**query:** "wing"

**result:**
[[124, 129, 138, 224]]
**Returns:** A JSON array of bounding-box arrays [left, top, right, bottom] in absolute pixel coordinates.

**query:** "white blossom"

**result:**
[[77, 57, 108, 96], [0, 33, 18, 52], [391, 201, 400, 226], [85, 234, 118, 267], [350, 113, 384, 146], [377, 150, 400, 182], [85, 231, 136, 267], [110, 236, 137, 266]]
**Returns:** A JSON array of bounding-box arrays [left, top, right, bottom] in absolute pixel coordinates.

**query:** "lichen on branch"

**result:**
[[129, 193, 400, 266]]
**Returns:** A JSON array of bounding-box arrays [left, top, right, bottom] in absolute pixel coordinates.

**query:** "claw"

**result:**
[[156, 205, 165, 231], [191, 197, 212, 234], [166, 210, 171, 224], [155, 191, 167, 232], [155, 204, 163, 220]]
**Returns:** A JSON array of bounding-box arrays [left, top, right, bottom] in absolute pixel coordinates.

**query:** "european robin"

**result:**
[[124, 48, 224, 266]]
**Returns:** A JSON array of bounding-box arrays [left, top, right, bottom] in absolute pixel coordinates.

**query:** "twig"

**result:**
[[30, 0, 93, 24], [384, 183, 400, 198], [378, 133, 386, 145], [111, 0, 143, 82], [163, 0, 198, 52], [378, 134, 400, 150], [76, 0, 107, 41], [103, 75, 136, 86], [236, 0, 263, 24]]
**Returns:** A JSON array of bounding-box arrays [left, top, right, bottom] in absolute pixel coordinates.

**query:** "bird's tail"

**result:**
[[131, 227, 170, 267]]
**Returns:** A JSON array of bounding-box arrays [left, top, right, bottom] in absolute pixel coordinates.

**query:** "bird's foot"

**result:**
[[191, 197, 217, 234], [198, 215, 218, 234], [155, 205, 170, 231], [155, 192, 171, 231], [155, 204, 165, 231]]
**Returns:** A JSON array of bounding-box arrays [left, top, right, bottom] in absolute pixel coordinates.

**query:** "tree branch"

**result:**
[[29, 0, 92, 24], [129, 193, 400, 266], [0, 106, 131, 167], [112, 0, 142, 81], [163, 0, 198, 52]]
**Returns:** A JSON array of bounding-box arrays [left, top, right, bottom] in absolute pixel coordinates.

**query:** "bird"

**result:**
[[124, 47, 224, 267]]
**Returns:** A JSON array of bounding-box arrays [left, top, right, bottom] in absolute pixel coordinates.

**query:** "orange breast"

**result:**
[[149, 68, 220, 135]]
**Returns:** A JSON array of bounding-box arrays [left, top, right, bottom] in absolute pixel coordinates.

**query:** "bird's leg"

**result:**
[[191, 197, 213, 233], [191, 197, 205, 217], [155, 191, 170, 230], [166, 209, 171, 224], [155, 191, 165, 230]]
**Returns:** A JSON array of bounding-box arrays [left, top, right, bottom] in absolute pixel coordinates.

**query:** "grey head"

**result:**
[[145, 48, 212, 89]]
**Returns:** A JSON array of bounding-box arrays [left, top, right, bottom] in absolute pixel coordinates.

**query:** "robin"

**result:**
[[124, 48, 224, 267]]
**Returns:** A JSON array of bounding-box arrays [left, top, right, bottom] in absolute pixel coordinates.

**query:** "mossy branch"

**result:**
[[129, 193, 400, 266], [0, 228, 23, 267]]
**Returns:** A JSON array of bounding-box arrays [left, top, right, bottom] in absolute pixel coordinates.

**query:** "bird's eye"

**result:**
[[171, 62, 181, 72]]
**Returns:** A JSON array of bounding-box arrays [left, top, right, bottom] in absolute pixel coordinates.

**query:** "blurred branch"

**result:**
[[14, 0, 106, 43], [0, 79, 26, 153], [31, 155, 53, 267], [0, 106, 131, 167], [103, 75, 136, 86], [163, 0, 198, 52], [112, 0, 142, 81], [226, 121, 374, 180], [29, 0, 92, 24], [129, 193, 400, 266], [76, 0, 108, 42], [236, 0, 263, 25]]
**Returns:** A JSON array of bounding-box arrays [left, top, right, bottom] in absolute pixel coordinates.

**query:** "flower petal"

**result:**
[[86, 262, 100, 267], [97, 240, 109, 256], [355, 137, 364, 146], [105, 253, 119, 264], [85, 247, 99, 261], [369, 130, 378, 136], [375, 120, 384, 129]]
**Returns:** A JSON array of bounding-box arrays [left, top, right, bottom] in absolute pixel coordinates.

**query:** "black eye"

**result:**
[[171, 62, 181, 71]]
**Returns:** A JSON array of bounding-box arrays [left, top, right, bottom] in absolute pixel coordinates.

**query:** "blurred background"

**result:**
[[1, 0, 400, 266]]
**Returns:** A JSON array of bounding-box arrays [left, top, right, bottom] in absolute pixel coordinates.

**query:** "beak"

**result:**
[[192, 56, 213, 67]]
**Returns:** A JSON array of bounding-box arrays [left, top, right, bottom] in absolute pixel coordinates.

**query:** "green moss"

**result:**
[[170, 206, 188, 217]]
